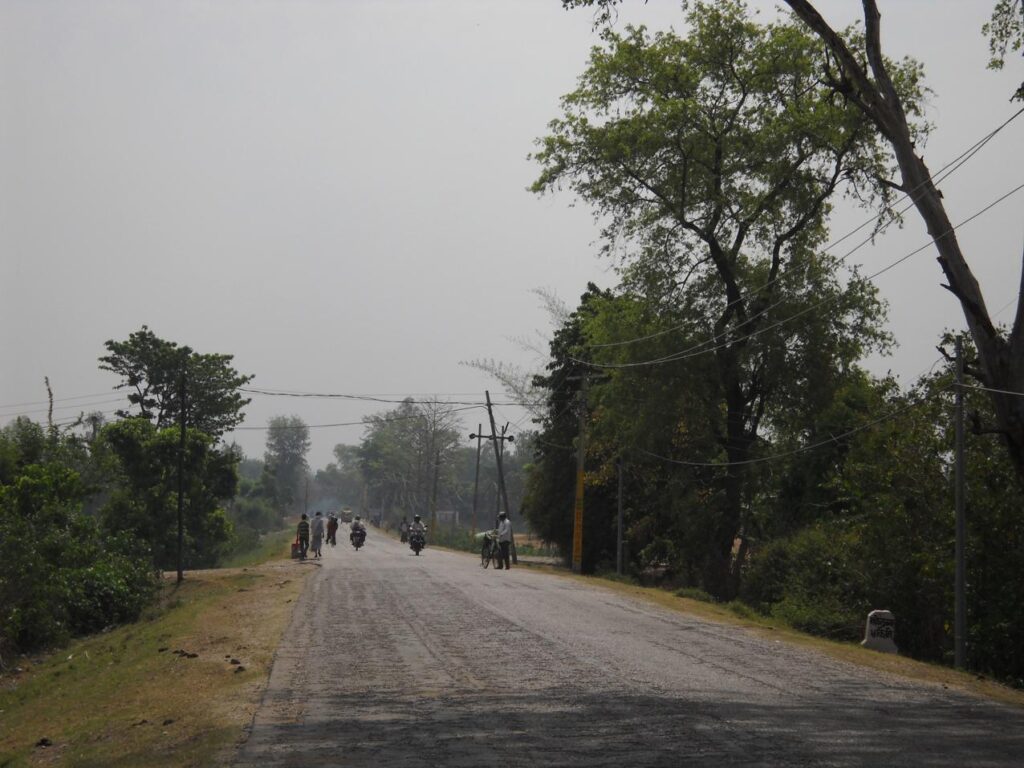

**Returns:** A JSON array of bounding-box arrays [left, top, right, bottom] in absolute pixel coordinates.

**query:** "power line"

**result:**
[[240, 387, 543, 408], [573, 178, 1024, 370], [0, 397, 128, 419], [228, 404, 485, 432], [585, 105, 1024, 352], [963, 383, 1024, 398], [637, 385, 949, 468], [0, 391, 125, 410]]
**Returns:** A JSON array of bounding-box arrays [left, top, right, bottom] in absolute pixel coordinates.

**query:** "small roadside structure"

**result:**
[[861, 610, 898, 654]]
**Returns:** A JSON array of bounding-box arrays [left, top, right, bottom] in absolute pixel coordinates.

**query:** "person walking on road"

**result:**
[[310, 511, 325, 559], [296, 514, 311, 561], [326, 514, 339, 547], [496, 511, 512, 570]]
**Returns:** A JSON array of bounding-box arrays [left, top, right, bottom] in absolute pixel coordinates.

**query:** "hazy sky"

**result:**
[[2, 0, 1022, 468]]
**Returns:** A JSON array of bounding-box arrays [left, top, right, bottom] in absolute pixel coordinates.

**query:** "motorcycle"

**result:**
[[409, 530, 426, 556], [350, 527, 367, 551]]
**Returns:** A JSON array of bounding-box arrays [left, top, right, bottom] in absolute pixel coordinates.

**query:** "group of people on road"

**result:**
[[295, 511, 373, 560], [295, 509, 515, 567]]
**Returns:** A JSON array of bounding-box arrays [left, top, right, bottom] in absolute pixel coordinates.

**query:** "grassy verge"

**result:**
[[530, 565, 1024, 709], [219, 528, 296, 569], [0, 543, 309, 767]]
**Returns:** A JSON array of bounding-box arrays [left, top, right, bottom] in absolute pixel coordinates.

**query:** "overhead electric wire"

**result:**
[[228, 404, 485, 432], [572, 178, 1024, 370], [240, 387, 544, 409], [0, 390, 128, 409], [586, 105, 1024, 352], [0, 397, 128, 419], [963, 383, 1024, 398], [638, 383, 951, 468]]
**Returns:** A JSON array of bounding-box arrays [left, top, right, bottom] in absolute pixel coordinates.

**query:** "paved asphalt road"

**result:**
[[234, 529, 1024, 767]]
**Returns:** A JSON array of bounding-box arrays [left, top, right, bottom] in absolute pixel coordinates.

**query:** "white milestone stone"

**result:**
[[861, 609, 898, 654]]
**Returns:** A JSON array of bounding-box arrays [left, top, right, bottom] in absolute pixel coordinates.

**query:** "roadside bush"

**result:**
[[741, 524, 867, 640], [0, 461, 156, 663]]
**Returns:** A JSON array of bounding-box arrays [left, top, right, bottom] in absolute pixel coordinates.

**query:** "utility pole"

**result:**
[[485, 391, 513, 521], [430, 449, 440, 530], [571, 377, 587, 574], [954, 335, 967, 669], [470, 425, 482, 536], [616, 457, 624, 576], [484, 391, 517, 564], [176, 367, 187, 584]]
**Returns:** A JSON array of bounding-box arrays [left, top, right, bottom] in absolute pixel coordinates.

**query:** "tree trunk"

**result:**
[[782, 0, 1024, 482], [704, 363, 754, 601]]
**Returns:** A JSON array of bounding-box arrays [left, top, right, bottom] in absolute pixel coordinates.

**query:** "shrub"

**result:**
[[0, 464, 156, 663], [741, 524, 868, 640]]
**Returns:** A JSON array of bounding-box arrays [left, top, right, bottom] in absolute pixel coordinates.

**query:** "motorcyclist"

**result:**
[[409, 514, 427, 549], [350, 515, 367, 545]]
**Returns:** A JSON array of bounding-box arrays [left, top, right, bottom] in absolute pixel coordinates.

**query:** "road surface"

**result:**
[[234, 529, 1024, 767]]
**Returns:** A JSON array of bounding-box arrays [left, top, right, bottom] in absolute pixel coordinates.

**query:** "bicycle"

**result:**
[[480, 529, 500, 568]]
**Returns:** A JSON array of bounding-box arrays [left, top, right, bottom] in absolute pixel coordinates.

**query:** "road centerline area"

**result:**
[[234, 531, 1024, 767]]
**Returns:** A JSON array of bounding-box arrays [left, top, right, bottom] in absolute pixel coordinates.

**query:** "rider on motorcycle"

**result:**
[[350, 515, 367, 545], [410, 514, 427, 544]]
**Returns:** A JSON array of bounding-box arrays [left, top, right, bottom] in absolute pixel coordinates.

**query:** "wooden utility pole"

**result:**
[[485, 391, 512, 520], [616, 457, 624, 576], [484, 391, 516, 563], [572, 377, 587, 574], [430, 449, 441, 529], [176, 368, 187, 584], [471, 425, 482, 535], [954, 336, 967, 668]]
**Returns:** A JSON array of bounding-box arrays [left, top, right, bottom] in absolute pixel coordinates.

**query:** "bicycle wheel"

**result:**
[[482, 543, 492, 568]]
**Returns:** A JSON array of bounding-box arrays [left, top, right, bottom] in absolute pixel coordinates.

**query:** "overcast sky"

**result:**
[[2, 0, 1021, 469]]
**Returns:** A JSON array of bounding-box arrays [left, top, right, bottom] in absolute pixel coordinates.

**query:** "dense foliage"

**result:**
[[0, 420, 155, 665], [99, 325, 253, 439], [0, 329, 261, 662], [533, 0, 905, 597], [525, 2, 1023, 684]]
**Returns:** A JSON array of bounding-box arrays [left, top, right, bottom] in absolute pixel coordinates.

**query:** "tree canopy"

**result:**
[[99, 326, 253, 439], [533, 0, 899, 596]]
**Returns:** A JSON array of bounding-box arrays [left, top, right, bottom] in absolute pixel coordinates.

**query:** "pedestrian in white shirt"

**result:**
[[497, 512, 513, 570], [310, 511, 326, 559]]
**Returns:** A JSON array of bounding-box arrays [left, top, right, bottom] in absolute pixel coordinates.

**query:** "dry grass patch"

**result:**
[[0, 558, 310, 767]]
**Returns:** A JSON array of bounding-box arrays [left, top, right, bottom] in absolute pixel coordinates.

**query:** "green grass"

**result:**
[[218, 528, 294, 569], [0, 562, 308, 767]]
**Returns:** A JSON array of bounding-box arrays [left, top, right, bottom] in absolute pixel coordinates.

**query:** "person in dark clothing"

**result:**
[[326, 514, 339, 546], [296, 513, 310, 561]]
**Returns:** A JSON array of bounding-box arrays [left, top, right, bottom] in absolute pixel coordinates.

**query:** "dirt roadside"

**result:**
[[0, 559, 312, 767]]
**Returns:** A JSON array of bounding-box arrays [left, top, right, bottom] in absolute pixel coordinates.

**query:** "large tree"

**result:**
[[99, 326, 253, 439], [99, 417, 235, 569], [533, 1, 898, 596], [778, 0, 1024, 481], [565, 0, 1024, 483], [263, 415, 311, 514]]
